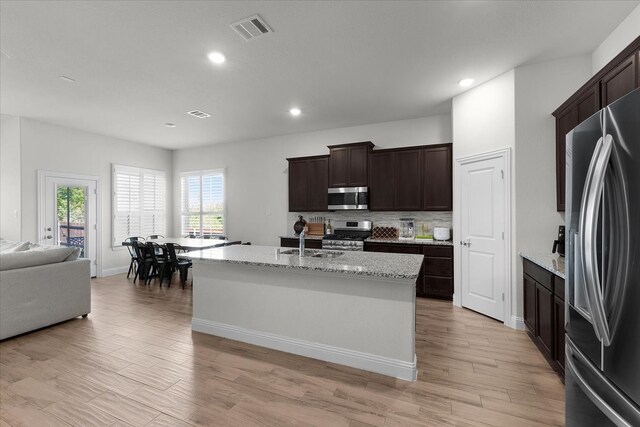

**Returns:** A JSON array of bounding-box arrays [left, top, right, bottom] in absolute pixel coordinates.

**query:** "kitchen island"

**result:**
[[185, 245, 423, 381]]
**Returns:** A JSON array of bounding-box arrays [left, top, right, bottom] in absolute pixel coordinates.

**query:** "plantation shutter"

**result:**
[[180, 170, 225, 237], [113, 165, 166, 247]]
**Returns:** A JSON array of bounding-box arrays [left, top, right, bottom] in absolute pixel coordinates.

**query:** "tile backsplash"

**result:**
[[286, 211, 452, 235]]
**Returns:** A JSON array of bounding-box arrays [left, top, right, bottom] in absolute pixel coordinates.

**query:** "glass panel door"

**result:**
[[56, 185, 87, 257]]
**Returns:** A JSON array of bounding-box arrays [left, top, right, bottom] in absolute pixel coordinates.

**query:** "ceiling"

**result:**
[[1, 1, 637, 150]]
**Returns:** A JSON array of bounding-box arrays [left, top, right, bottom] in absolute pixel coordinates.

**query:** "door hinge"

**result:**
[[94, 189, 97, 195], [94, 224, 97, 230], [500, 169, 504, 179], [502, 231, 504, 240], [502, 293, 504, 301]]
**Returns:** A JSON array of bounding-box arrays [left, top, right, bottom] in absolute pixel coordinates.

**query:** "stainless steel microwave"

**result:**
[[328, 187, 368, 210]]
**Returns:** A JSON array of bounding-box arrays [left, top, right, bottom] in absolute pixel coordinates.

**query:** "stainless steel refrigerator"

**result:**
[[565, 87, 640, 426]]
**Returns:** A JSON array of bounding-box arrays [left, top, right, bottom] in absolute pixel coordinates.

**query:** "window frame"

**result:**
[[179, 169, 226, 238], [112, 164, 166, 249]]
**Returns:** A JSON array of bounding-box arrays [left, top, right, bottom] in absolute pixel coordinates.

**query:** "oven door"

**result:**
[[328, 187, 368, 210]]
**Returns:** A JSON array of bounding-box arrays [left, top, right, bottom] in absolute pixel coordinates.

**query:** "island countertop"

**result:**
[[185, 245, 424, 280]]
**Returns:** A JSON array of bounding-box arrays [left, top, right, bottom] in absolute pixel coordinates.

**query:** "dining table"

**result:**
[[122, 237, 228, 251]]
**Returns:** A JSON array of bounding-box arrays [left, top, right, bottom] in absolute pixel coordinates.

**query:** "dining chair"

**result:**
[[146, 234, 165, 240], [145, 242, 171, 286], [165, 243, 192, 288], [132, 241, 153, 284], [124, 236, 144, 278]]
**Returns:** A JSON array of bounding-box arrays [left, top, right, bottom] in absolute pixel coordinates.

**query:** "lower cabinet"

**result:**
[[523, 258, 565, 380], [422, 246, 453, 299], [280, 238, 322, 249], [364, 242, 453, 299]]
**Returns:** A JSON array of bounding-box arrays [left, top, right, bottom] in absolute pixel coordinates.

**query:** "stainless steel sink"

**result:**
[[280, 249, 315, 256], [311, 251, 344, 258], [280, 249, 344, 258]]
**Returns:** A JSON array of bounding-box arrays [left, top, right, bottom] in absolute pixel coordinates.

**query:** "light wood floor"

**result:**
[[0, 274, 565, 426]]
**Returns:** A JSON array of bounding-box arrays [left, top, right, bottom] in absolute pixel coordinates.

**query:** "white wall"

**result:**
[[592, 4, 640, 73], [513, 55, 592, 316], [0, 115, 22, 241], [18, 118, 173, 275], [451, 70, 517, 323], [173, 115, 452, 246]]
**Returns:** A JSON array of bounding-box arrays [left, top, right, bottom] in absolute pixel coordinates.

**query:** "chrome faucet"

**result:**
[[299, 227, 305, 255]]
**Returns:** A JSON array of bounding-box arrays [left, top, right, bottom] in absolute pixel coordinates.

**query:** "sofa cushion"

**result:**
[[0, 246, 81, 271], [0, 239, 31, 254]]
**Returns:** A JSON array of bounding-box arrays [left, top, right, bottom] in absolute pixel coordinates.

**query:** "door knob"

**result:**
[[460, 239, 471, 247], [46, 235, 53, 239]]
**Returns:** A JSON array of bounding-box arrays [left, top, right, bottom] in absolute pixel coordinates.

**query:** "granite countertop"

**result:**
[[520, 251, 565, 279], [185, 245, 424, 280], [365, 237, 454, 246]]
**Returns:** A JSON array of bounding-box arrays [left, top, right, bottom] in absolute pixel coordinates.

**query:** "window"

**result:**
[[180, 170, 225, 237], [112, 164, 166, 247]]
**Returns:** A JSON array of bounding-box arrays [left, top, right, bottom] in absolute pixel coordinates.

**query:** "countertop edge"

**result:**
[[190, 256, 421, 280], [520, 251, 565, 279]]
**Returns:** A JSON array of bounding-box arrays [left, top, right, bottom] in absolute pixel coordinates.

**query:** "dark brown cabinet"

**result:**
[[368, 151, 396, 210], [280, 238, 322, 249], [553, 36, 639, 212], [368, 143, 452, 212], [423, 145, 452, 211], [364, 242, 453, 299], [328, 142, 373, 187], [536, 283, 554, 356], [394, 149, 422, 210], [287, 155, 328, 212], [523, 258, 565, 380], [422, 246, 453, 299], [601, 53, 637, 106]]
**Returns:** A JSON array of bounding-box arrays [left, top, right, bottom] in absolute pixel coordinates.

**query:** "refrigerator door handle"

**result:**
[[578, 134, 613, 346], [567, 339, 640, 427]]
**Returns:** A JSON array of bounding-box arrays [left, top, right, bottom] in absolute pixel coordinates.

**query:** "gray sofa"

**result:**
[[0, 239, 91, 340]]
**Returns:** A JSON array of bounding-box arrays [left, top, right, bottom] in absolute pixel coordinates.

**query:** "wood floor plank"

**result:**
[[0, 274, 565, 426]]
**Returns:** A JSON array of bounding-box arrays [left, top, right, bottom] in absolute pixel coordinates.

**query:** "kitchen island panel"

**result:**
[[191, 259, 417, 381]]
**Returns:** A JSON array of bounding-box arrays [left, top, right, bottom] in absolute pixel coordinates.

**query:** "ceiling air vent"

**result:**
[[231, 14, 272, 41], [187, 110, 211, 118]]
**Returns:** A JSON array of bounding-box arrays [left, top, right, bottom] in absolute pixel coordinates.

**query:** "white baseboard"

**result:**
[[101, 265, 129, 277], [508, 315, 526, 330], [192, 317, 417, 381]]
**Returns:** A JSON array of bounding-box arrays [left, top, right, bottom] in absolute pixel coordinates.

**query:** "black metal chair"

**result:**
[[146, 234, 165, 240], [165, 243, 192, 288], [132, 240, 153, 284], [145, 242, 171, 286]]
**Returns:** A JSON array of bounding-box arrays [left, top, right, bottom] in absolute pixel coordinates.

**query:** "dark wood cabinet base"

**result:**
[[522, 258, 565, 381]]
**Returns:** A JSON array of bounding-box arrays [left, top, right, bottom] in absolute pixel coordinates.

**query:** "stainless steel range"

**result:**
[[322, 220, 372, 251]]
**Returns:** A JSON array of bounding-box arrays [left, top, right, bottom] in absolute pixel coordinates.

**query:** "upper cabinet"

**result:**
[[287, 155, 329, 212], [368, 143, 452, 211], [328, 142, 374, 187], [553, 36, 639, 212], [423, 145, 452, 211]]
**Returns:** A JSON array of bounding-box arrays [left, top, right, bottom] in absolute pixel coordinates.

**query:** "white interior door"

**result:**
[[459, 155, 506, 321], [39, 173, 98, 277]]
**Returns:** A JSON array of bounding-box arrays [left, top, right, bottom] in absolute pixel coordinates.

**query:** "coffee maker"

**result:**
[[552, 225, 565, 257]]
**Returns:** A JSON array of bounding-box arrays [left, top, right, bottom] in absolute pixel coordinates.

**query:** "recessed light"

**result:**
[[165, 123, 176, 128], [59, 76, 76, 83], [207, 51, 226, 64], [458, 78, 474, 87], [289, 108, 301, 117]]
